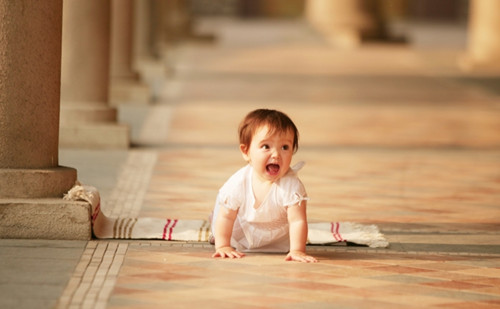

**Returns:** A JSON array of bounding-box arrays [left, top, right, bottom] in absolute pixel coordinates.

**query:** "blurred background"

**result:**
[[115, 0, 499, 150]]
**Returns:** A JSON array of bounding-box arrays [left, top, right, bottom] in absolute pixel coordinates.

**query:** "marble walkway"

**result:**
[[1, 18, 499, 308]]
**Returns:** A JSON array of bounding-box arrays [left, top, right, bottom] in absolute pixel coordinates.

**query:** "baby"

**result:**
[[210, 109, 317, 263]]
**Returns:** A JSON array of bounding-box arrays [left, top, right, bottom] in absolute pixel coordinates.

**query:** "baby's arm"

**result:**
[[212, 207, 245, 259], [286, 201, 318, 263]]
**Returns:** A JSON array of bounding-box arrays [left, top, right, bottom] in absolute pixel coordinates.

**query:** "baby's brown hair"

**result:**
[[238, 109, 299, 153]]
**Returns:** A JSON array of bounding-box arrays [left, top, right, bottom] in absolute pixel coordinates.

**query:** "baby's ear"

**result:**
[[240, 144, 250, 162]]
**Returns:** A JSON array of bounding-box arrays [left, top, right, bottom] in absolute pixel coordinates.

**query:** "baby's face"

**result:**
[[241, 125, 294, 183]]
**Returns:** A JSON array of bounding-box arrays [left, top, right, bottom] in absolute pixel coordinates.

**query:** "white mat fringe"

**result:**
[[64, 184, 389, 248]]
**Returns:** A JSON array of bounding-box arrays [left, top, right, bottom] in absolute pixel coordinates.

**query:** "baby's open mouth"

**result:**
[[266, 163, 280, 175]]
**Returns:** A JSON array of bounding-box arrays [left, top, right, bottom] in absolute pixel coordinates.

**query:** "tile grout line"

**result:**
[[82, 243, 116, 308], [57, 150, 156, 308], [56, 242, 129, 308], [55, 243, 96, 308], [122, 241, 500, 257], [106, 150, 157, 218]]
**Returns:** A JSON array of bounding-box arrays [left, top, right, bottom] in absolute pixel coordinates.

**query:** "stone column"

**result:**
[[0, 0, 91, 239], [150, 0, 193, 58], [305, 0, 384, 48], [462, 0, 500, 70], [109, 0, 151, 105], [60, 0, 129, 148], [134, 0, 155, 63], [131, 0, 165, 101], [150, 0, 168, 59]]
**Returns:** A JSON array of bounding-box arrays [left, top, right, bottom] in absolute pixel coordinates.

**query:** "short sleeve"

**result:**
[[217, 166, 248, 211], [277, 171, 308, 207], [217, 188, 242, 211]]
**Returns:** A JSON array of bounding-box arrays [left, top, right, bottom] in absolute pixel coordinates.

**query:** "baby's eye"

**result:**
[[261, 144, 270, 150], [282, 145, 290, 151]]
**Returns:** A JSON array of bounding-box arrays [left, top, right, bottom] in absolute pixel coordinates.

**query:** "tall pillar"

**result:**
[[462, 0, 500, 70], [164, 0, 193, 44], [305, 0, 384, 48], [150, 0, 169, 59], [134, 0, 155, 63], [110, 0, 151, 105], [150, 0, 193, 58], [0, 0, 91, 239], [60, 0, 129, 148]]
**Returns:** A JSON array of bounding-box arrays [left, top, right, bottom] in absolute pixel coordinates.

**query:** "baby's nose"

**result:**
[[271, 148, 280, 158]]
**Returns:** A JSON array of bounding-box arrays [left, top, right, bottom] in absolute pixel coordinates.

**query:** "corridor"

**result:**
[[3, 17, 500, 308]]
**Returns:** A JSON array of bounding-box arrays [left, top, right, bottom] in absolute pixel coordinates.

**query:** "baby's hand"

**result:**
[[285, 251, 318, 263], [212, 246, 245, 259]]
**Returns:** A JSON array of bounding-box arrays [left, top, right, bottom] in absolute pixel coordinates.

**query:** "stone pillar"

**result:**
[[130, 0, 165, 101], [110, 0, 151, 105], [0, 0, 91, 239], [134, 0, 155, 63], [150, 0, 169, 59], [164, 0, 193, 43], [60, 0, 129, 148], [305, 0, 384, 48], [461, 0, 500, 70], [150, 0, 193, 57]]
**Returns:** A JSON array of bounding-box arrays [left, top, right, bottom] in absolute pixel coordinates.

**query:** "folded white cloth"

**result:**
[[64, 184, 389, 248]]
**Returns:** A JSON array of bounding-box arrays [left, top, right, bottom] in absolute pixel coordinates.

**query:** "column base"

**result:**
[[0, 199, 91, 240], [110, 79, 151, 106], [60, 123, 130, 149], [61, 104, 117, 125], [0, 167, 77, 199]]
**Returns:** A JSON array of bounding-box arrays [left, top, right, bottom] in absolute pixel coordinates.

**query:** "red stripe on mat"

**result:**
[[331, 222, 344, 242], [162, 219, 172, 240], [91, 202, 100, 224], [168, 220, 178, 240]]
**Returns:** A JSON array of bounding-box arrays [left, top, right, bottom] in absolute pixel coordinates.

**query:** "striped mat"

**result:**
[[64, 184, 389, 248]]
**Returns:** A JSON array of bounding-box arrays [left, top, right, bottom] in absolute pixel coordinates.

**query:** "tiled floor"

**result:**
[[64, 18, 500, 308], [107, 243, 500, 308]]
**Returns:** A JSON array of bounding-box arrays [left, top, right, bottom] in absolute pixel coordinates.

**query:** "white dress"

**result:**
[[211, 163, 308, 252]]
